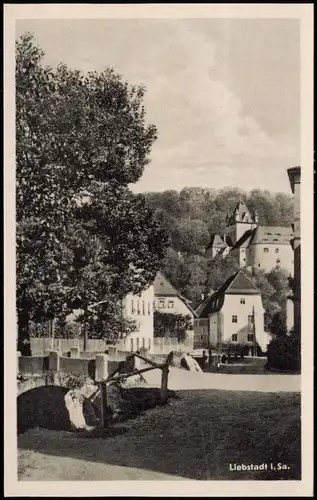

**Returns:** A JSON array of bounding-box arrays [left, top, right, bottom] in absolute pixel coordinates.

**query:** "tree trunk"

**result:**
[[17, 310, 31, 356]]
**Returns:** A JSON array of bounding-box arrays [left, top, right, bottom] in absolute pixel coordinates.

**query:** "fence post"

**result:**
[[48, 350, 59, 373], [95, 354, 109, 430], [70, 347, 80, 359], [133, 353, 142, 371], [160, 363, 169, 404]]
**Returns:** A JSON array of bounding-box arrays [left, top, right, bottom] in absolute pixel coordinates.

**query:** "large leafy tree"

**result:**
[[16, 33, 168, 354]]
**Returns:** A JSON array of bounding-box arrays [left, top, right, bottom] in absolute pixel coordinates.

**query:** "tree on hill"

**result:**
[[205, 253, 240, 293], [16, 33, 168, 354]]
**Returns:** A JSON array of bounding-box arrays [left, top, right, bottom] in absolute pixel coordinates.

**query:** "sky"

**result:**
[[16, 19, 300, 194]]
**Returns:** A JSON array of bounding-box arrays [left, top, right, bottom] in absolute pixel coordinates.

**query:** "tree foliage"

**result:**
[[16, 33, 168, 354], [154, 311, 193, 342]]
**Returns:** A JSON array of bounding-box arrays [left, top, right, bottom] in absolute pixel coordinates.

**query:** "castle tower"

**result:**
[[224, 200, 258, 245]]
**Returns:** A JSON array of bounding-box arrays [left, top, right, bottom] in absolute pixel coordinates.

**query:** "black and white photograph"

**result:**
[[4, 3, 314, 497]]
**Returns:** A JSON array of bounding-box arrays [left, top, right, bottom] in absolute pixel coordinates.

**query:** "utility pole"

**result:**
[[252, 305, 257, 357], [207, 315, 211, 350]]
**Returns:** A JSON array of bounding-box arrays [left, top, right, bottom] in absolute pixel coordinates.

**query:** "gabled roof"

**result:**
[[227, 200, 255, 225], [207, 234, 227, 250], [250, 226, 293, 245], [154, 272, 197, 317], [154, 271, 179, 297], [196, 270, 260, 318]]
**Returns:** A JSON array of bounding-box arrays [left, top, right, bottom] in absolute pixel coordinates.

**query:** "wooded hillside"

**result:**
[[144, 187, 294, 332]]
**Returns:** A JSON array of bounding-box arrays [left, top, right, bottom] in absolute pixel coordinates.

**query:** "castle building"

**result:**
[[206, 200, 294, 276]]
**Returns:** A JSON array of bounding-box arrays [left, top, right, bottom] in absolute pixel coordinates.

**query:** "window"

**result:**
[[275, 248, 279, 253], [258, 263, 261, 267], [247, 334, 254, 342], [137, 300, 141, 314], [240, 298, 245, 304], [232, 334, 238, 342], [263, 248, 269, 253], [158, 299, 165, 309], [148, 302, 151, 315], [131, 299, 135, 314], [203, 327, 207, 333], [232, 315, 238, 323], [248, 315, 254, 324], [142, 301, 145, 315], [168, 300, 174, 309]]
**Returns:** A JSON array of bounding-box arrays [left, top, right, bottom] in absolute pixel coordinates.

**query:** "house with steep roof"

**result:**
[[153, 271, 196, 320], [194, 269, 270, 354], [206, 200, 294, 275]]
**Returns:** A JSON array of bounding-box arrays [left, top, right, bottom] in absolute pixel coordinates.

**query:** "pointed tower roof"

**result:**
[[227, 200, 255, 225]]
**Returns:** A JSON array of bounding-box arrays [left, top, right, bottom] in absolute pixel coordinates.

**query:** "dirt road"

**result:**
[[18, 389, 300, 481], [141, 366, 301, 392]]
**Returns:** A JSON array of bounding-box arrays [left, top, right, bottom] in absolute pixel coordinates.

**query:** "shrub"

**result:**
[[266, 335, 300, 372]]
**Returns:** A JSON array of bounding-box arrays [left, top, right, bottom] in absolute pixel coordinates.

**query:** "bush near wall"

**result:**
[[266, 335, 300, 372]]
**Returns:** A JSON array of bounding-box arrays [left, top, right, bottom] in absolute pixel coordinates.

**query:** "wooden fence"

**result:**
[[96, 351, 173, 430]]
